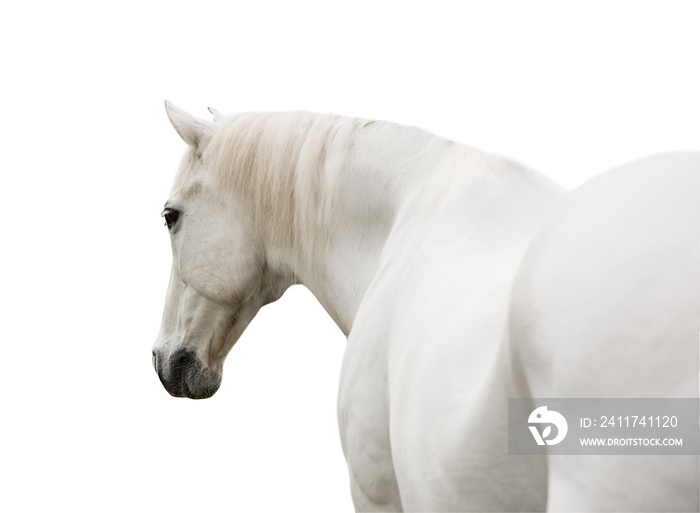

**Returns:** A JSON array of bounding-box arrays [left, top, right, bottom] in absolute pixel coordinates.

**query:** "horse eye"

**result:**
[[161, 208, 180, 230]]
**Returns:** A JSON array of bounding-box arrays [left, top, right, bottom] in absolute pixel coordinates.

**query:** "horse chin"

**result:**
[[156, 347, 222, 400]]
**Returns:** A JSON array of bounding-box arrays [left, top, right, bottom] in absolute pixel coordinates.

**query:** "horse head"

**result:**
[[152, 102, 289, 399]]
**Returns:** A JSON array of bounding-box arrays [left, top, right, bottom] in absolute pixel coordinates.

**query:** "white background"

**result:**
[[2, 2, 698, 511]]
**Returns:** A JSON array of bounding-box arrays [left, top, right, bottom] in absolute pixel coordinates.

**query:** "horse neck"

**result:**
[[259, 123, 444, 334], [267, 122, 565, 336]]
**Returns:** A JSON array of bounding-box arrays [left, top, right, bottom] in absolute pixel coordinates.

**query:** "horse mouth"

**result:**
[[154, 348, 221, 399]]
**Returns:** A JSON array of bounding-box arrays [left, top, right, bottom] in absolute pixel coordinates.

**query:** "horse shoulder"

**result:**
[[365, 230, 544, 509]]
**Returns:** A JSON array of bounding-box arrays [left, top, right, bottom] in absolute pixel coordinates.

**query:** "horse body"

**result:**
[[153, 103, 698, 511], [510, 153, 700, 511], [337, 140, 564, 510]]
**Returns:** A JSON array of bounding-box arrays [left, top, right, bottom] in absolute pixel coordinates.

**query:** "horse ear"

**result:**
[[164, 101, 212, 148], [208, 107, 224, 122]]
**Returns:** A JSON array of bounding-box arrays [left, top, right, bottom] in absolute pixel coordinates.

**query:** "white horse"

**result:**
[[152, 102, 699, 512]]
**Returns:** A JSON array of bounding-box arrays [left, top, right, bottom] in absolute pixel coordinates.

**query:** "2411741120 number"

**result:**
[[597, 416, 678, 428]]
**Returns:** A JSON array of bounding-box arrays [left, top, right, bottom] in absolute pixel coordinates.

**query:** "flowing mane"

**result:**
[[202, 112, 368, 265], [186, 111, 553, 271]]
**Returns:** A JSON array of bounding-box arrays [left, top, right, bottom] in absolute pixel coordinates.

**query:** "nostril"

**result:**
[[152, 351, 159, 374], [171, 349, 196, 370]]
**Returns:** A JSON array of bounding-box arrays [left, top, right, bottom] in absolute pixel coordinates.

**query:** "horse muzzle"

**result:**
[[152, 348, 221, 399]]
